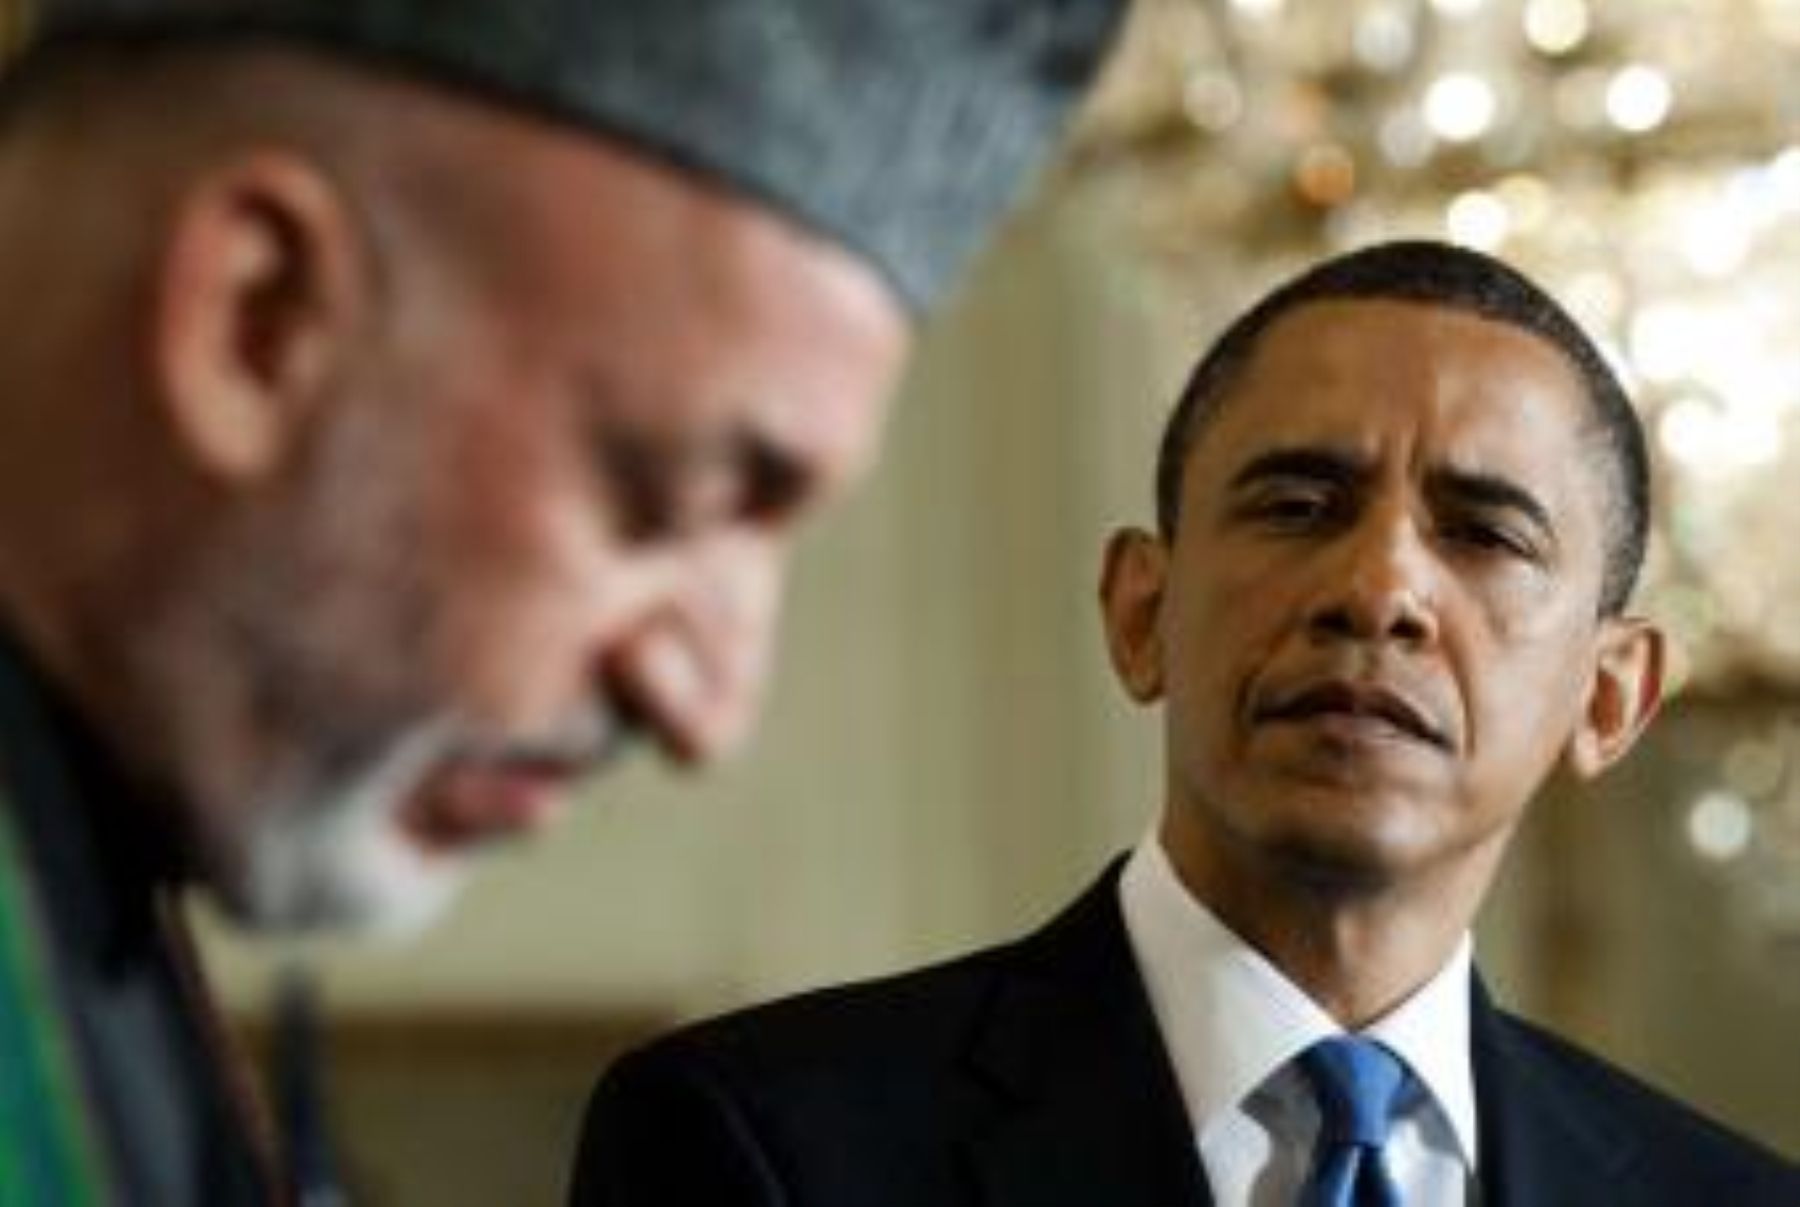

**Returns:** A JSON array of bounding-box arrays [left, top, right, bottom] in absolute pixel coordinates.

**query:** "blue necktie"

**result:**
[[1297, 1036, 1411, 1207]]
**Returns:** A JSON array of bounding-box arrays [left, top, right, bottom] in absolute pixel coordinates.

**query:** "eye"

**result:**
[[589, 430, 681, 544], [739, 437, 812, 527], [1236, 482, 1344, 531], [589, 423, 812, 546], [1441, 515, 1537, 561]]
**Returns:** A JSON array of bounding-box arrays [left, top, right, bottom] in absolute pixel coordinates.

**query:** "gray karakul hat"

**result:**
[[19, 0, 1127, 312]]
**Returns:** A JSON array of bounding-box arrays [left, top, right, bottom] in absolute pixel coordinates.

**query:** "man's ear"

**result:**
[[1566, 615, 1667, 780], [1099, 527, 1170, 703], [150, 150, 371, 483]]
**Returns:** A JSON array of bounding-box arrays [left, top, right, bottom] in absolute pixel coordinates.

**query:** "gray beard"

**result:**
[[233, 719, 470, 938]]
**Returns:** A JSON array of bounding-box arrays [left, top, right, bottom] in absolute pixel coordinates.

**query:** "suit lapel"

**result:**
[[955, 871, 1672, 1207], [957, 868, 1662, 1207], [1472, 979, 1640, 1207], [960, 862, 1212, 1207]]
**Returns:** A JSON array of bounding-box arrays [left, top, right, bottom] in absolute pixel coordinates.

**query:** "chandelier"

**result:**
[[1065, 0, 1800, 952]]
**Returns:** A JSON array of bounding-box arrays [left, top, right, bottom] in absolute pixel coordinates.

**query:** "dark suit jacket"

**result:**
[[0, 630, 268, 1206], [570, 862, 1798, 1206]]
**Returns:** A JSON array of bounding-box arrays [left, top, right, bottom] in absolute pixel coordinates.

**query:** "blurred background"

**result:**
[[77, 0, 1796, 1200]]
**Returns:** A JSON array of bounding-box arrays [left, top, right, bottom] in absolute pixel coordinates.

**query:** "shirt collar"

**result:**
[[1365, 922, 1478, 1166], [1119, 832, 1479, 1167]]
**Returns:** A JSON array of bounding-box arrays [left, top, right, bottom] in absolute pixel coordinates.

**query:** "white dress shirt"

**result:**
[[1119, 836, 1480, 1206]]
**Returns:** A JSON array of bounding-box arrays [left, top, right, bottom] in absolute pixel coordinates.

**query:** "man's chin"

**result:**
[[229, 755, 475, 938], [230, 829, 473, 940], [219, 723, 599, 938], [399, 760, 577, 853]]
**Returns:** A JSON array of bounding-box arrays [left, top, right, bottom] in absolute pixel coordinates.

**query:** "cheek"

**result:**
[[1475, 575, 1595, 688], [419, 404, 614, 721], [1461, 617, 1596, 787], [1474, 560, 1569, 632], [1162, 561, 1288, 749]]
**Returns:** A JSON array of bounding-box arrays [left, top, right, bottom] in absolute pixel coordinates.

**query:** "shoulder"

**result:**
[[612, 936, 1023, 1104], [567, 940, 1027, 1206], [1488, 1009, 1799, 1200], [568, 864, 1136, 1205], [608, 860, 1133, 1105]]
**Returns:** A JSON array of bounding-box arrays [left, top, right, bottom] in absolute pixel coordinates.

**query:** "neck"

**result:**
[[1158, 808, 1504, 1028], [0, 166, 184, 823]]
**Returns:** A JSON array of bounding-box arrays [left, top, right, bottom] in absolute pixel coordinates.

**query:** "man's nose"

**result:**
[[1305, 508, 1440, 648], [603, 531, 786, 765]]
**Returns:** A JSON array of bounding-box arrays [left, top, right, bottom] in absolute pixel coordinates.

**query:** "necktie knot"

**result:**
[[1296, 1037, 1413, 1206], [1299, 1036, 1407, 1149]]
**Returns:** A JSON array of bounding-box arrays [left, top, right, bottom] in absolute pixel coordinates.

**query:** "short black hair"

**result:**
[[1154, 240, 1649, 616]]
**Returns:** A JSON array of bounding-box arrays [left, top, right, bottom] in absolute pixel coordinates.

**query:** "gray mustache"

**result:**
[[449, 697, 640, 777]]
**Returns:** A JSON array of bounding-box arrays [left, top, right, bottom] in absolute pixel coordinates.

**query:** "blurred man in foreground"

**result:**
[[572, 242, 1798, 1205], [0, 1, 1123, 1199]]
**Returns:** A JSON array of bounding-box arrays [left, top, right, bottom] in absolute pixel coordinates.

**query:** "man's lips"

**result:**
[[397, 712, 639, 854], [400, 759, 583, 852], [1254, 679, 1452, 750]]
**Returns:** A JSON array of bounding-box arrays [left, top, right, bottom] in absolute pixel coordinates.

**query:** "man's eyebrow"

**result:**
[[1224, 448, 1558, 534], [1429, 466, 1556, 538], [1227, 446, 1369, 492]]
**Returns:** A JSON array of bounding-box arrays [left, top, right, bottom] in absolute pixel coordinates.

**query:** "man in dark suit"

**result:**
[[0, 1, 1123, 1200], [570, 241, 1800, 1206]]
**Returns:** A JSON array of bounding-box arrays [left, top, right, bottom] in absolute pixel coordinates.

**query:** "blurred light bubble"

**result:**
[[1379, 108, 1436, 166], [1631, 305, 1700, 384], [1688, 790, 1755, 862], [1566, 268, 1625, 328], [1495, 173, 1552, 231], [1769, 146, 1800, 210], [1724, 164, 1773, 212], [1524, 0, 1591, 54], [1682, 212, 1750, 278], [1606, 64, 1673, 133], [1431, 0, 1487, 16], [1658, 395, 1782, 474], [1445, 190, 1510, 249], [1659, 397, 1718, 464], [1425, 72, 1498, 142], [1354, 6, 1417, 72], [1183, 69, 1246, 133], [1294, 143, 1358, 207], [1726, 411, 1783, 467], [1707, 333, 1787, 418], [1230, 0, 1284, 17]]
